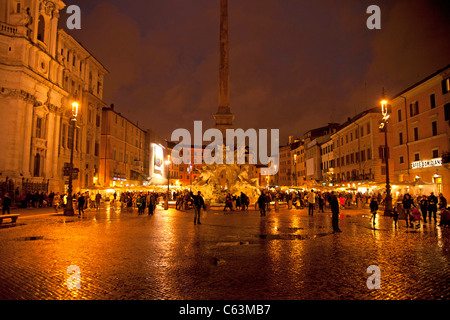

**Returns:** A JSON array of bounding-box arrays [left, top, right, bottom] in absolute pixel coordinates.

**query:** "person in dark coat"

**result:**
[[223, 193, 233, 211], [77, 193, 85, 216], [258, 193, 267, 217], [402, 193, 415, 228], [369, 196, 379, 227], [330, 191, 341, 233], [419, 195, 429, 223], [428, 192, 438, 223], [2, 193, 12, 215], [147, 193, 156, 216], [191, 191, 206, 225]]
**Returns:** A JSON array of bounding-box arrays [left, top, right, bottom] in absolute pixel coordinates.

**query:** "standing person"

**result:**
[[136, 194, 144, 215], [428, 192, 438, 224], [95, 192, 101, 210], [369, 196, 379, 227], [191, 191, 206, 225], [240, 192, 248, 211], [307, 190, 315, 216], [147, 193, 156, 216], [258, 192, 267, 217], [77, 193, 85, 216], [318, 193, 324, 213], [402, 193, 414, 228], [330, 191, 341, 233], [418, 195, 429, 223], [2, 193, 12, 215]]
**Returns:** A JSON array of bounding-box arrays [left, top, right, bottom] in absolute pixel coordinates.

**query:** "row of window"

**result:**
[[396, 77, 450, 122], [398, 120, 439, 145], [399, 149, 440, 164], [60, 123, 99, 157], [336, 122, 371, 148]]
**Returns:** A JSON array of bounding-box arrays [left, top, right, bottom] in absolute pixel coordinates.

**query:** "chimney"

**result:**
[[110, 104, 114, 110], [289, 136, 293, 145]]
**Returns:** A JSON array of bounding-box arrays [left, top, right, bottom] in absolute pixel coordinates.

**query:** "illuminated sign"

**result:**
[[411, 158, 442, 169], [153, 144, 164, 175]]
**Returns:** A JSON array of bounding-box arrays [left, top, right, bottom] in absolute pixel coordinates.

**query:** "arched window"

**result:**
[[33, 154, 41, 177], [37, 15, 45, 42]]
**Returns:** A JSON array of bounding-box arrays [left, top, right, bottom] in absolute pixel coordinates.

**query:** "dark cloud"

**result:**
[[64, 0, 450, 144]]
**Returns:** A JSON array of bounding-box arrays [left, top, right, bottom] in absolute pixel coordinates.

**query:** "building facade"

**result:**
[[0, 0, 108, 196], [389, 65, 450, 196], [277, 144, 292, 186], [100, 105, 146, 188], [331, 108, 394, 186]]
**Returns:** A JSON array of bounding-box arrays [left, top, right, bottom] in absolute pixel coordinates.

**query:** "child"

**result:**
[[369, 197, 379, 227], [392, 206, 399, 229]]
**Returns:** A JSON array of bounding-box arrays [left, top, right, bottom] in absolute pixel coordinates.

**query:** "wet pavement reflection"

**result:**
[[0, 204, 449, 300]]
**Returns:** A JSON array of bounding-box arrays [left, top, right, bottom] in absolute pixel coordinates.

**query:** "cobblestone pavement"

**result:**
[[0, 204, 449, 300]]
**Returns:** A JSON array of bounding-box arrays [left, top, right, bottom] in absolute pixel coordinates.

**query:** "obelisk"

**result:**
[[214, 0, 235, 136]]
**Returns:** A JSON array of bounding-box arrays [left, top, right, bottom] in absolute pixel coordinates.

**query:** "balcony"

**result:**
[[0, 22, 28, 37]]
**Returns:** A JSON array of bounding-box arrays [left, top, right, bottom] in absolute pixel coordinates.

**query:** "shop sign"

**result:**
[[411, 158, 442, 169]]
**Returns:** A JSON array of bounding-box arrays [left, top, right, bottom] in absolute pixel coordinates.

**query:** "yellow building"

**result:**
[[100, 105, 146, 188], [389, 65, 450, 196]]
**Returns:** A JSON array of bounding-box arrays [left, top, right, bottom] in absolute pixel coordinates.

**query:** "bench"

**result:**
[[0, 214, 20, 224]]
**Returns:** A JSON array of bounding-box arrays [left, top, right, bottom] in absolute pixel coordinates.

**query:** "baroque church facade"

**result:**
[[0, 0, 108, 195]]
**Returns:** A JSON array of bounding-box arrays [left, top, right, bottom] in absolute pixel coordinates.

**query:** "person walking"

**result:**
[[307, 190, 315, 216], [369, 196, 379, 227], [53, 193, 61, 213], [77, 193, 85, 216], [258, 193, 267, 217], [223, 193, 233, 211], [191, 191, 206, 225], [419, 195, 429, 223], [330, 191, 341, 233], [2, 193, 12, 215], [428, 192, 438, 223]]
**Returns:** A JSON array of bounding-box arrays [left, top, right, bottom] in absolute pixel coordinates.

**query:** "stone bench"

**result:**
[[0, 214, 20, 224]]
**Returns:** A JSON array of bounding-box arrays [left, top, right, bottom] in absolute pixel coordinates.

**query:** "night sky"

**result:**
[[61, 0, 450, 145]]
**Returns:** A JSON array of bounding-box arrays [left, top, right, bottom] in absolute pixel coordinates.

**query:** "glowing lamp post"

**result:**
[[64, 100, 79, 216], [380, 96, 393, 216], [164, 156, 171, 210]]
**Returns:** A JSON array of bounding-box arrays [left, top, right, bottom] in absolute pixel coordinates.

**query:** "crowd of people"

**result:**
[[1, 187, 449, 228]]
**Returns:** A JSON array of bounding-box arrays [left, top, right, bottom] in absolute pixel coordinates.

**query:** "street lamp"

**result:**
[[379, 93, 392, 216], [164, 155, 171, 210], [293, 154, 297, 187], [63, 100, 79, 216]]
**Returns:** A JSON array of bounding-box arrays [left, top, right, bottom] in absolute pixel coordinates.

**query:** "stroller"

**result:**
[[411, 208, 421, 228]]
